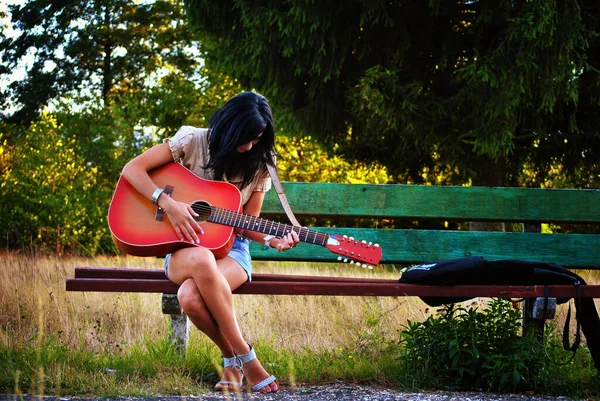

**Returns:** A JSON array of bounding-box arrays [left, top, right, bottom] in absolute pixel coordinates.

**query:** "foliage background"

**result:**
[[184, 0, 600, 187], [1, 0, 599, 254]]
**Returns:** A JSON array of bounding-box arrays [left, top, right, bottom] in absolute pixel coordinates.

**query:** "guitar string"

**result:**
[[190, 203, 329, 246], [187, 203, 381, 264], [213, 205, 327, 245]]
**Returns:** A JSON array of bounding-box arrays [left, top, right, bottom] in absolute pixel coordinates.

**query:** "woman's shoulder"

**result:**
[[165, 126, 210, 164], [173, 126, 209, 139], [167, 126, 209, 149]]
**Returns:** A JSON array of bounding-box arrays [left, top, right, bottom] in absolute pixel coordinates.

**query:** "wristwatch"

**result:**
[[263, 235, 277, 248]]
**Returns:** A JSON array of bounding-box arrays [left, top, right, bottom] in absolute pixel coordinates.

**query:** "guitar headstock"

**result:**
[[325, 234, 382, 268]]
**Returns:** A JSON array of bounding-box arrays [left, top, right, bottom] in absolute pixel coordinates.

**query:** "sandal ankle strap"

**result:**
[[236, 346, 257, 365], [223, 355, 242, 369]]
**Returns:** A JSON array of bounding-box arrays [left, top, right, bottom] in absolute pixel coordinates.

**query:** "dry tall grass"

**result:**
[[1, 250, 598, 354], [0, 251, 423, 354]]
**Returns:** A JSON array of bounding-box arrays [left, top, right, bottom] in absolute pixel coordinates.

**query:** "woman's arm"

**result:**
[[121, 142, 204, 243], [240, 191, 299, 252]]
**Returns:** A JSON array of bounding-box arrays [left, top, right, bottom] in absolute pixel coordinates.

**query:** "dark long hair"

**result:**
[[205, 92, 276, 189]]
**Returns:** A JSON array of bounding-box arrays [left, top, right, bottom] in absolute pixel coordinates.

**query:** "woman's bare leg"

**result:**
[[169, 247, 278, 392], [178, 278, 244, 389], [168, 247, 247, 350]]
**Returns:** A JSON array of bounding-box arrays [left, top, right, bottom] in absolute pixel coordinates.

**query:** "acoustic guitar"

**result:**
[[108, 162, 382, 266]]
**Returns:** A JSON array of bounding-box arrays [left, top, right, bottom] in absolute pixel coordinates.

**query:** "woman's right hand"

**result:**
[[160, 196, 204, 244], [121, 142, 204, 244]]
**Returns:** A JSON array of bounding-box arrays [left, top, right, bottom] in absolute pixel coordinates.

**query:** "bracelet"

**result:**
[[151, 188, 165, 205], [263, 235, 279, 248]]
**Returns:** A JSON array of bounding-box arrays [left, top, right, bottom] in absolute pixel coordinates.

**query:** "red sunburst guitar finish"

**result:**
[[108, 162, 382, 266]]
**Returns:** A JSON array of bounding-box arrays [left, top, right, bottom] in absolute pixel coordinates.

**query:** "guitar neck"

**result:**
[[208, 206, 329, 246]]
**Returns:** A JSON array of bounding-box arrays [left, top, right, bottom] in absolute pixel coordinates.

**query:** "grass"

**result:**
[[1, 250, 599, 398]]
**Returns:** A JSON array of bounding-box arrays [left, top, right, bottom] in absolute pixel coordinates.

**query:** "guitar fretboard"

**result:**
[[193, 204, 330, 246]]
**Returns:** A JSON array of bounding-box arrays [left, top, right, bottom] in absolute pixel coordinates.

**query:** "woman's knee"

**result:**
[[170, 247, 220, 282], [177, 279, 206, 315]]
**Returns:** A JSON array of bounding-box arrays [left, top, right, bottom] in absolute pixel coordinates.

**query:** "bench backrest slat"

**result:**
[[250, 228, 600, 269], [261, 183, 600, 223]]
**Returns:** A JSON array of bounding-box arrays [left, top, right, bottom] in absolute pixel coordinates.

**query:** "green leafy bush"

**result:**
[[0, 114, 115, 254], [400, 299, 543, 392], [276, 135, 391, 184]]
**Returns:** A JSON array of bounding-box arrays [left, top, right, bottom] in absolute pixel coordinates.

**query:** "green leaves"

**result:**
[[275, 135, 391, 184], [1, 0, 201, 126], [185, 0, 600, 187], [0, 113, 113, 254], [400, 300, 542, 392]]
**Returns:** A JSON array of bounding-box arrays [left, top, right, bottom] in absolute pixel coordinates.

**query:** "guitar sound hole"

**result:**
[[191, 200, 212, 223]]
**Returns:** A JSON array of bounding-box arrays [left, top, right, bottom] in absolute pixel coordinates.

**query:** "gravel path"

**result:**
[[0, 384, 578, 401]]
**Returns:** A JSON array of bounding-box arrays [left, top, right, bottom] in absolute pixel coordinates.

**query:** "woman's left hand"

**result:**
[[274, 230, 300, 252]]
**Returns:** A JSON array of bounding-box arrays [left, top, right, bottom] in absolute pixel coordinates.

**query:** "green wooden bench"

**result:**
[[66, 182, 600, 353]]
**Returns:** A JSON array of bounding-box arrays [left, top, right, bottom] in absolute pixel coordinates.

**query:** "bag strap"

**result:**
[[541, 280, 581, 366], [563, 280, 582, 353], [266, 163, 301, 227]]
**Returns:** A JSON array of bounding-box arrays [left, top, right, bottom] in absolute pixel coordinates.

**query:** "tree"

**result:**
[[0, 113, 113, 254], [0, 0, 200, 126], [184, 0, 600, 186]]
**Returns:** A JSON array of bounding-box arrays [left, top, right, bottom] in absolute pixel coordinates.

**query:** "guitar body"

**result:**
[[108, 162, 242, 258]]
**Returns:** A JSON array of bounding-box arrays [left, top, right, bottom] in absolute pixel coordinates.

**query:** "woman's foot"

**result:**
[[243, 358, 279, 393], [237, 347, 279, 393], [214, 356, 243, 391]]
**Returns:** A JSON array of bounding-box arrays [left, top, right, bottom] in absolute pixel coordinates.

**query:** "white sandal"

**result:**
[[237, 346, 278, 392]]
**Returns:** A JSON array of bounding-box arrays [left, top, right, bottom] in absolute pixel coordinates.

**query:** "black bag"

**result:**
[[399, 257, 600, 372]]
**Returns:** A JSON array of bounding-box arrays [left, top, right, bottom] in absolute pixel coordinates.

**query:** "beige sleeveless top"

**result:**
[[165, 126, 272, 205]]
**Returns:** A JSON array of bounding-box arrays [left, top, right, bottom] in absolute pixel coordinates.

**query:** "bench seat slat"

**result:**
[[73, 267, 398, 283], [67, 278, 179, 293], [74, 267, 167, 279], [65, 277, 600, 298], [236, 282, 600, 298]]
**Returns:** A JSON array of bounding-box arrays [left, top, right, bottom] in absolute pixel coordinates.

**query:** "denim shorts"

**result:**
[[164, 237, 252, 281]]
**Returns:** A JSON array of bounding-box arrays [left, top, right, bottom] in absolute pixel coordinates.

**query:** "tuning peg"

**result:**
[[337, 256, 342, 261], [374, 243, 380, 247], [343, 258, 348, 263], [368, 265, 373, 270], [350, 260, 355, 265]]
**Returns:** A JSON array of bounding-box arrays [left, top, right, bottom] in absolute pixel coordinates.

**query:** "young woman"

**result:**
[[121, 92, 300, 393]]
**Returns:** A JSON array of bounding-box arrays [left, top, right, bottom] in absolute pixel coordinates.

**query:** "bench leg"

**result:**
[[520, 223, 552, 340], [523, 297, 557, 340], [162, 293, 190, 356]]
